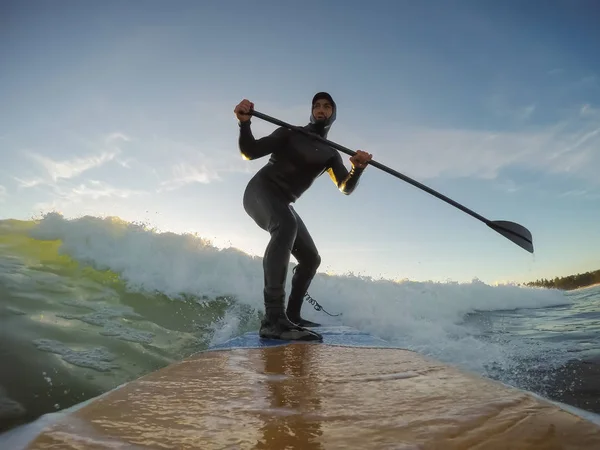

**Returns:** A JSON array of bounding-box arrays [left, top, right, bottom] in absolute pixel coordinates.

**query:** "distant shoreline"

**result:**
[[524, 269, 600, 291], [569, 282, 600, 292]]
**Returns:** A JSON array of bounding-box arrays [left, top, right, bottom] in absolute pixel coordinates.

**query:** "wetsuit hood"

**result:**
[[309, 92, 336, 138]]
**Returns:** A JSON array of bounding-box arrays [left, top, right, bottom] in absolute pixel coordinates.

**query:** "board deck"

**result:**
[[3, 326, 600, 449], [209, 325, 395, 349]]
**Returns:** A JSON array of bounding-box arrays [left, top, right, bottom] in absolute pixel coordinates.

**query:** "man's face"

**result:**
[[312, 99, 333, 121]]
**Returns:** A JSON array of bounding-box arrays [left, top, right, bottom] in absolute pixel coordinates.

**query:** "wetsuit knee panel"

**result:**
[[293, 253, 321, 276], [305, 253, 321, 274], [313, 253, 322, 270]]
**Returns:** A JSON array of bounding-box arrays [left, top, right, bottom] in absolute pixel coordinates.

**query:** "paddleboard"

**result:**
[[3, 326, 600, 449]]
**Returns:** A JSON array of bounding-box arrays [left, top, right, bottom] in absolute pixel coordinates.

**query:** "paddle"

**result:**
[[248, 109, 534, 254]]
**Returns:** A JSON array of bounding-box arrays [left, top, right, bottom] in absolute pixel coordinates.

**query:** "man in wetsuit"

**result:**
[[234, 92, 372, 341]]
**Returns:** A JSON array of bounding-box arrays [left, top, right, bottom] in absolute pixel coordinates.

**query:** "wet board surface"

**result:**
[[4, 326, 600, 449], [209, 325, 395, 350]]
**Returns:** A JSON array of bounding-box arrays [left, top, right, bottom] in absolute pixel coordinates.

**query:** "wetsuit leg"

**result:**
[[286, 207, 322, 327], [243, 177, 297, 306], [243, 177, 322, 341]]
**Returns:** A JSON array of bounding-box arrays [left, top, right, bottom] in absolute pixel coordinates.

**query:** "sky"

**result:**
[[1, 0, 600, 285]]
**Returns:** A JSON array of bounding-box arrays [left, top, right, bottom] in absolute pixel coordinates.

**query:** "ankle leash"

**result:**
[[292, 265, 341, 317]]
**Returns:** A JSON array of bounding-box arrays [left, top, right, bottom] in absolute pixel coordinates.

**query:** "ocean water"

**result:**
[[1, 213, 599, 433]]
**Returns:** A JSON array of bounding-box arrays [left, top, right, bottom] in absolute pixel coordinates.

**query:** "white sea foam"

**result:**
[[32, 339, 119, 372], [30, 212, 571, 375]]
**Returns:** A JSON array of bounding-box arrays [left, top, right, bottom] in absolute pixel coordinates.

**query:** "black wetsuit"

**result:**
[[238, 120, 364, 320]]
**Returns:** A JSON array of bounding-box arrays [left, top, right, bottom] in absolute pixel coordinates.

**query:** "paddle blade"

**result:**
[[488, 220, 534, 253]]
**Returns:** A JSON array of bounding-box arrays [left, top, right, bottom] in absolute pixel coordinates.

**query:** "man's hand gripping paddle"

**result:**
[[248, 109, 534, 254]]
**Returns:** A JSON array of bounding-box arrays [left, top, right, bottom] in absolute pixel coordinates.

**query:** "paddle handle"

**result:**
[[249, 109, 491, 226]]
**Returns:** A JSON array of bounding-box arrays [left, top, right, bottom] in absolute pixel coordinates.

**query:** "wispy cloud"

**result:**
[[335, 107, 600, 189], [106, 133, 130, 144], [33, 180, 146, 213], [158, 162, 222, 192], [548, 125, 600, 161], [15, 132, 130, 189], [9, 132, 143, 214], [183, 98, 600, 199], [188, 99, 600, 197], [126, 131, 255, 192], [558, 189, 600, 200], [13, 177, 46, 189], [13, 132, 131, 188], [558, 189, 588, 198], [516, 104, 536, 121], [0, 185, 7, 202], [27, 150, 118, 182], [580, 104, 598, 117], [106, 133, 136, 169], [484, 94, 536, 123], [70, 180, 143, 200], [493, 179, 522, 194]]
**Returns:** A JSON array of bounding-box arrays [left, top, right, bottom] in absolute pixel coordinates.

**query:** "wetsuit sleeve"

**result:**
[[326, 152, 364, 195], [238, 121, 289, 160]]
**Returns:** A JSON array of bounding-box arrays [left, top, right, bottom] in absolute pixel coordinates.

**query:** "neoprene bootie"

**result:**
[[286, 265, 322, 328], [286, 295, 322, 328], [260, 300, 322, 341]]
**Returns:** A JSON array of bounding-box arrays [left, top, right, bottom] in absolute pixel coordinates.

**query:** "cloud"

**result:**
[[516, 104, 536, 121], [0, 185, 6, 202], [334, 107, 600, 188], [558, 189, 587, 198], [70, 180, 144, 201], [27, 151, 118, 182], [7, 131, 144, 214], [580, 104, 598, 117], [127, 131, 256, 192], [13, 177, 46, 189], [106, 133, 130, 144], [183, 98, 600, 198], [548, 125, 600, 161], [15, 132, 130, 189], [484, 94, 536, 123], [158, 162, 222, 192], [492, 179, 521, 194], [558, 189, 600, 200], [105, 133, 134, 168], [33, 180, 146, 213]]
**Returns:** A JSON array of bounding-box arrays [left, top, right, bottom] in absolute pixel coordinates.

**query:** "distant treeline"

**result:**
[[524, 269, 600, 290]]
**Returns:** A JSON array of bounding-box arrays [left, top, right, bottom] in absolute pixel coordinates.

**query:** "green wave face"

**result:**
[[0, 218, 260, 430]]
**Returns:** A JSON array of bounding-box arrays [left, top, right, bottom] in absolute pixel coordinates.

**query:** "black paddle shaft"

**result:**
[[248, 109, 534, 253]]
